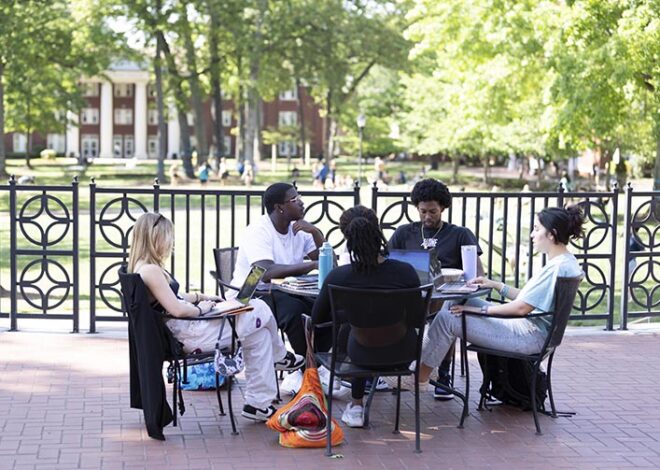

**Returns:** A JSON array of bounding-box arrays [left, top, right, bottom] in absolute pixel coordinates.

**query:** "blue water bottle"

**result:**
[[318, 241, 334, 289]]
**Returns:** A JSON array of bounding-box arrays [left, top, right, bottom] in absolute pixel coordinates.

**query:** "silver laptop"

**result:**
[[205, 264, 267, 315], [388, 249, 435, 285]]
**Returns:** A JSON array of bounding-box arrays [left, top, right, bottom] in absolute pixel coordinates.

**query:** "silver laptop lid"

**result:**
[[388, 249, 433, 284]]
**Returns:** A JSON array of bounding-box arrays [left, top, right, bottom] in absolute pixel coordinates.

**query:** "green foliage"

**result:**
[[0, 0, 123, 172]]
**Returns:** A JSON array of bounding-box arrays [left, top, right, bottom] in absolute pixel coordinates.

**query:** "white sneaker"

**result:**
[[318, 366, 351, 400], [341, 403, 364, 428], [280, 369, 303, 395]]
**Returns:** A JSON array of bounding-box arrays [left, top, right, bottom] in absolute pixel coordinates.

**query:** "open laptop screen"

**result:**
[[236, 264, 267, 305], [388, 249, 432, 284]]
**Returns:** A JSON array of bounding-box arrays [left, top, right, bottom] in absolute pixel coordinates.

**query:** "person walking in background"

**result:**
[[198, 162, 209, 185]]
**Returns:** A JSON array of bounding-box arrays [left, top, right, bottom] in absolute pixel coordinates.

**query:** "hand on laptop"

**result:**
[[196, 300, 217, 316], [468, 276, 496, 289]]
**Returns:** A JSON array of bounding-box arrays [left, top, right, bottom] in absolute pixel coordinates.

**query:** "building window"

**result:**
[[114, 83, 133, 98], [278, 141, 297, 156], [81, 134, 99, 158], [113, 135, 134, 158], [114, 108, 133, 125], [147, 84, 157, 97], [47, 134, 65, 153], [82, 82, 99, 97], [148, 109, 159, 126], [124, 135, 134, 158], [278, 111, 297, 127], [221, 111, 232, 127], [279, 88, 298, 101], [223, 136, 232, 155], [81, 108, 99, 125], [148, 136, 159, 158], [12, 133, 27, 153]]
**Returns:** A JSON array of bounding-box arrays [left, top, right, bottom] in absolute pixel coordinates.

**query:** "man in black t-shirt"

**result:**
[[388, 178, 484, 401]]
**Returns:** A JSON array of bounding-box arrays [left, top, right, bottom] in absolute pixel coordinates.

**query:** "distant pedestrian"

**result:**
[[198, 163, 209, 185]]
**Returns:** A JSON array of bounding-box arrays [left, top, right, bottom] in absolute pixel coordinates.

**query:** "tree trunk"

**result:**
[[296, 77, 306, 164], [244, 61, 260, 166], [25, 92, 32, 169], [154, 35, 166, 183], [180, 13, 208, 163], [207, 0, 223, 168], [324, 90, 332, 160], [653, 137, 660, 192], [0, 61, 6, 177], [157, 31, 194, 178], [482, 155, 490, 185], [451, 156, 459, 184]]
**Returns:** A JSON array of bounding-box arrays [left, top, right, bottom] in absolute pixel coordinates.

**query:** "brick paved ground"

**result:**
[[1, 327, 659, 469]]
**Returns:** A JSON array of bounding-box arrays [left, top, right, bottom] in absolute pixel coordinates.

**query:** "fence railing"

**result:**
[[1, 178, 658, 332]]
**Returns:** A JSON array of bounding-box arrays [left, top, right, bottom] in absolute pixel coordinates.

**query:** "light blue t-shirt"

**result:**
[[518, 253, 583, 333]]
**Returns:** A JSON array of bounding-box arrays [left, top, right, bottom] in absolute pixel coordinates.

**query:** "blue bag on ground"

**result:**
[[180, 362, 225, 391]]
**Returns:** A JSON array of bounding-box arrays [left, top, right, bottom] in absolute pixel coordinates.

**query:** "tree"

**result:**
[[0, 0, 119, 176]]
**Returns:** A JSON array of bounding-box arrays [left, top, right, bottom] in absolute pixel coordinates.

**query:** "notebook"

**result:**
[[202, 264, 267, 317], [388, 249, 434, 284], [438, 281, 479, 294]]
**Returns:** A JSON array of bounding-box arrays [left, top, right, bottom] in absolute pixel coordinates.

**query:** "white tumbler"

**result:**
[[461, 245, 478, 281]]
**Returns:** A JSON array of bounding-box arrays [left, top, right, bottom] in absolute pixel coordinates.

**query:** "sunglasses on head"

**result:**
[[153, 213, 165, 229]]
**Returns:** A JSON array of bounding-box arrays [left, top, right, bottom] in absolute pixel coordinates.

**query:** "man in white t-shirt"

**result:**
[[231, 182, 325, 354]]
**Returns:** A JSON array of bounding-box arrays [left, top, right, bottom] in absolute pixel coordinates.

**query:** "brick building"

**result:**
[[3, 61, 326, 160]]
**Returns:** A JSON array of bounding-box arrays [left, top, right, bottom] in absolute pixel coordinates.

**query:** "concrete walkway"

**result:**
[[1, 327, 659, 469]]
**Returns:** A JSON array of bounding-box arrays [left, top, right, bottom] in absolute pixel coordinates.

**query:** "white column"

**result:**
[[134, 81, 148, 159], [100, 81, 113, 157], [65, 110, 79, 158], [167, 102, 179, 158]]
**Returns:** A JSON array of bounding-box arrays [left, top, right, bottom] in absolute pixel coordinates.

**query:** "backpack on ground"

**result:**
[[477, 353, 548, 412]]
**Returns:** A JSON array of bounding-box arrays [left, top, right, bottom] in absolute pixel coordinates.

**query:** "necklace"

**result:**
[[420, 222, 443, 249]]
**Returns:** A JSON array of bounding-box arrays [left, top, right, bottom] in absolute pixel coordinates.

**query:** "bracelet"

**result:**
[[500, 284, 510, 298], [480, 305, 489, 314], [195, 305, 203, 316], [194, 292, 200, 304]]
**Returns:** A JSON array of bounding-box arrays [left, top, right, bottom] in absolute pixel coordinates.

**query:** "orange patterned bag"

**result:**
[[266, 319, 344, 448]]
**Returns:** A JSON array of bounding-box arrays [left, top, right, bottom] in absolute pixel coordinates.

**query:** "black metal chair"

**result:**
[[211, 247, 240, 299], [458, 275, 583, 435], [315, 284, 433, 455], [119, 267, 239, 438]]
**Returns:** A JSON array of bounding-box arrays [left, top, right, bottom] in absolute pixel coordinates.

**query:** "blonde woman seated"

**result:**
[[127, 212, 303, 421], [419, 206, 585, 384]]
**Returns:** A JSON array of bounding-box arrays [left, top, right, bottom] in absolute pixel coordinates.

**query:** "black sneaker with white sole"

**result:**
[[241, 404, 277, 421], [433, 374, 455, 401], [275, 351, 305, 371]]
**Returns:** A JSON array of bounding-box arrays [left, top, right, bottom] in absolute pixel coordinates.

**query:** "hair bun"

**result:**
[[565, 205, 585, 240]]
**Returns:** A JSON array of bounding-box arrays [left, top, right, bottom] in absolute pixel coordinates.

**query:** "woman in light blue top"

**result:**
[[419, 206, 585, 383]]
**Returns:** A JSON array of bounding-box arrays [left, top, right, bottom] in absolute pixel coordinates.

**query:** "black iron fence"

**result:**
[[1, 177, 658, 332]]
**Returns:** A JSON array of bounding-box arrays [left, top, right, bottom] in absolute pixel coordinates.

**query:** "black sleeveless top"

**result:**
[[150, 273, 181, 314]]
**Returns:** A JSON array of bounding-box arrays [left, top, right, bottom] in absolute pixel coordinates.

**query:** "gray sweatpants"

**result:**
[[421, 298, 548, 368]]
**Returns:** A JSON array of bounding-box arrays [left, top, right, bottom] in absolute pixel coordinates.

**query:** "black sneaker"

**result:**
[[433, 374, 455, 401], [241, 404, 276, 421], [275, 351, 305, 371]]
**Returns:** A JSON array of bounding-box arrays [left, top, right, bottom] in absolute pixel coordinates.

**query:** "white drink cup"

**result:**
[[338, 251, 351, 267], [461, 245, 478, 281]]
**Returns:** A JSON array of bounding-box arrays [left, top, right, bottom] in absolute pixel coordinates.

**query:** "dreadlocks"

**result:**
[[339, 205, 389, 273]]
